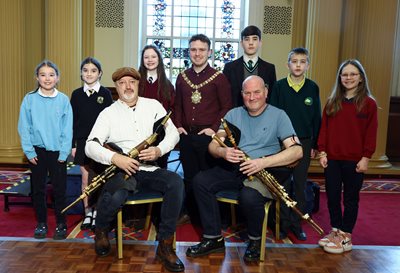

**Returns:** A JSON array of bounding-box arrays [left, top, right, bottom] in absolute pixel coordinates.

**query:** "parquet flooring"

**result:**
[[0, 239, 399, 273]]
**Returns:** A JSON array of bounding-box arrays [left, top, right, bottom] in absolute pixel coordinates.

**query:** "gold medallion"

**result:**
[[191, 90, 202, 104], [181, 70, 221, 105]]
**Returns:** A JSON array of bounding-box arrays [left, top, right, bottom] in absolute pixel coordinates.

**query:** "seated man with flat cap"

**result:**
[[85, 67, 185, 272]]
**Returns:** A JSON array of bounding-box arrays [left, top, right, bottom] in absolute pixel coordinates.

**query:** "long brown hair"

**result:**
[[325, 59, 375, 116], [138, 45, 172, 102]]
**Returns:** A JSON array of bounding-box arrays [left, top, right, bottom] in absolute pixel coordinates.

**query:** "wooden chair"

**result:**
[[216, 189, 280, 262], [116, 189, 175, 259]]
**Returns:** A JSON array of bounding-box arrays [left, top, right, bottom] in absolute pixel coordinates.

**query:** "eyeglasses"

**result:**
[[340, 73, 360, 78]]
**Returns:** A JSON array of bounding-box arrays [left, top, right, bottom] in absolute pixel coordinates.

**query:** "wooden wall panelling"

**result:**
[[45, 0, 82, 98], [0, 0, 27, 163], [351, 0, 397, 168]]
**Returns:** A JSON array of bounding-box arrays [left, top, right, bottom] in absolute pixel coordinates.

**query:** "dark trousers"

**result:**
[[239, 187, 271, 238], [30, 146, 67, 224], [280, 138, 312, 231], [179, 134, 214, 218], [193, 166, 270, 238], [96, 168, 184, 240], [179, 134, 214, 183], [276, 176, 293, 232], [324, 159, 364, 233]]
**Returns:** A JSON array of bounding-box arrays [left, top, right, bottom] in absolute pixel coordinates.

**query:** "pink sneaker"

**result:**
[[323, 230, 352, 254], [318, 228, 338, 247]]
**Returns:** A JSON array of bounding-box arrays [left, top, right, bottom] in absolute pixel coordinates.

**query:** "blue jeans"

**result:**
[[96, 168, 184, 240]]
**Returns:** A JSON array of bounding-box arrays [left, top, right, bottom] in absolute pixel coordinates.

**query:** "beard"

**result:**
[[120, 91, 138, 106], [122, 91, 135, 101]]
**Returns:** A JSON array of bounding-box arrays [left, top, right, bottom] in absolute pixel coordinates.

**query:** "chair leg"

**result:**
[[117, 208, 123, 259], [260, 201, 272, 262], [4, 194, 10, 212], [230, 204, 237, 226], [174, 161, 181, 173], [275, 199, 280, 241], [144, 203, 153, 230]]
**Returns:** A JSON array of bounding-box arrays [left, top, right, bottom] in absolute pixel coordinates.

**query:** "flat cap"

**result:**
[[112, 67, 141, 82]]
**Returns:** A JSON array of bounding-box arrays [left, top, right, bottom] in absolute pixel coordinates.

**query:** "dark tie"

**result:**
[[248, 60, 253, 70], [148, 77, 153, 84]]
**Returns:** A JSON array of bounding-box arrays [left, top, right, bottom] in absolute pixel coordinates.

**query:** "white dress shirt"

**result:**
[[85, 97, 179, 171]]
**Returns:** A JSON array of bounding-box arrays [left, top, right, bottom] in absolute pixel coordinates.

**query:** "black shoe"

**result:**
[[34, 223, 48, 239], [291, 227, 307, 241], [244, 239, 261, 262], [53, 223, 67, 240], [279, 230, 288, 239], [186, 237, 225, 257], [95, 227, 111, 257]]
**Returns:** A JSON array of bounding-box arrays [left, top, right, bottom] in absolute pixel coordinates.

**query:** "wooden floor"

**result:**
[[0, 238, 399, 273]]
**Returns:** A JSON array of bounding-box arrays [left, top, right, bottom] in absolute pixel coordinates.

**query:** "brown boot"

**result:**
[[156, 236, 184, 272], [94, 227, 111, 257]]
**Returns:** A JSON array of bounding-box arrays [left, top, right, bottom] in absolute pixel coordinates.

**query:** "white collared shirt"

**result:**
[[84, 81, 101, 96], [243, 55, 259, 66], [147, 71, 158, 83], [85, 97, 179, 171], [38, 87, 58, 98]]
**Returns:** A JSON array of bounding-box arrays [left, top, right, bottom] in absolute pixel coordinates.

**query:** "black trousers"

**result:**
[[280, 138, 312, 232], [178, 134, 215, 219], [324, 159, 364, 233], [30, 146, 67, 225], [179, 134, 214, 184], [193, 166, 271, 238]]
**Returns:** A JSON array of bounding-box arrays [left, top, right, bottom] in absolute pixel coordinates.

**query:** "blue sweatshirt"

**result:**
[[18, 89, 73, 161]]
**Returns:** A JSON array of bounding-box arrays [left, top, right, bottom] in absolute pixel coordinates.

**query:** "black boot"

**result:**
[[94, 227, 111, 257], [244, 239, 261, 262], [186, 237, 225, 257], [156, 236, 185, 272]]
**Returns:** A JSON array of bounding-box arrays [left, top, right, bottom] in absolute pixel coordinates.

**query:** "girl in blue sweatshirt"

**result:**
[[18, 60, 73, 240]]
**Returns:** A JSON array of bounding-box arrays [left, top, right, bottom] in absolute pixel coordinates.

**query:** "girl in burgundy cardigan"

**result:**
[[138, 45, 175, 168], [317, 59, 378, 254]]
